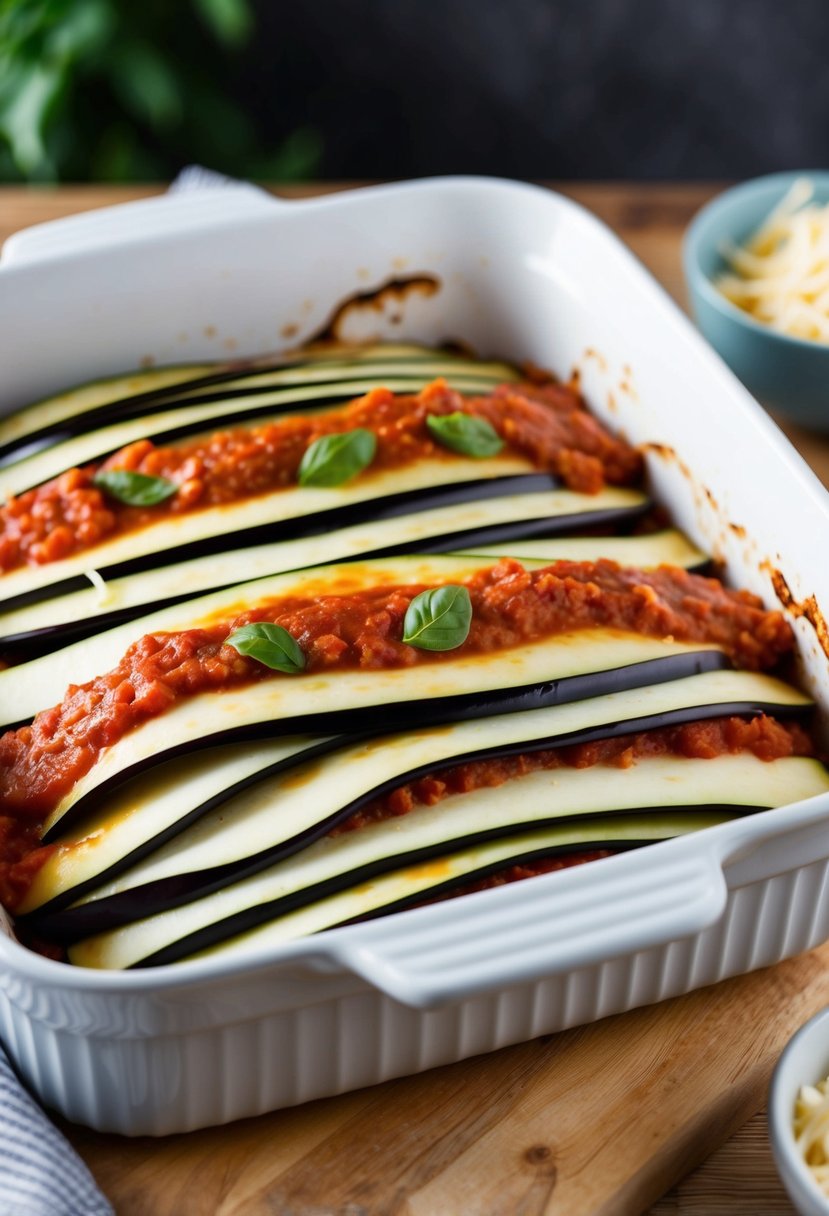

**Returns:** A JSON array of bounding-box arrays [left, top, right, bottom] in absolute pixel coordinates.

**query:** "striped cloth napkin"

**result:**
[[0, 1048, 113, 1216]]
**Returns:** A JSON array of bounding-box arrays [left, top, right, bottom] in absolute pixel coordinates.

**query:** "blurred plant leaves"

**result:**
[[192, 0, 252, 47], [109, 40, 183, 129], [0, 0, 320, 182]]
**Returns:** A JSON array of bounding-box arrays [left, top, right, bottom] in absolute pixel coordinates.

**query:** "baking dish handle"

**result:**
[[326, 845, 727, 1009], [0, 184, 280, 267]]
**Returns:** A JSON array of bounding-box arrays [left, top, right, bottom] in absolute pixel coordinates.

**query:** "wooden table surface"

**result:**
[[2, 181, 827, 1215]]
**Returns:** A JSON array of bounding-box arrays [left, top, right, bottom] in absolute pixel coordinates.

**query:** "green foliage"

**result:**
[[0, 0, 321, 181]]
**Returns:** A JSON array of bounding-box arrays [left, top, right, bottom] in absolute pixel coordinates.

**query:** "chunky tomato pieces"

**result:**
[[0, 558, 794, 824], [0, 378, 641, 573]]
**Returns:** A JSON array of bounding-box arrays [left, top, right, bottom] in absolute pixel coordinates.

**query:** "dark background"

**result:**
[[0, 0, 825, 182], [246, 0, 828, 181]]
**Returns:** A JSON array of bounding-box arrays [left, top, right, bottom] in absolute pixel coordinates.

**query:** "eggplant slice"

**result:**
[[68, 748, 829, 970], [26, 670, 812, 933], [0, 485, 658, 656]]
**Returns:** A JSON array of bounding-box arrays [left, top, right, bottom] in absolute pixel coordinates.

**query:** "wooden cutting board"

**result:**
[[63, 939, 829, 1215]]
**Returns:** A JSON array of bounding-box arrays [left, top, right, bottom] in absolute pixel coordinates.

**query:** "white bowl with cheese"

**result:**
[[684, 170, 829, 428], [770, 1005, 829, 1215]]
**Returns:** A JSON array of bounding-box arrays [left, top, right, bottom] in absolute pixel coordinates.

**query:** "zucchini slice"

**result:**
[[0, 549, 651, 728], [70, 749, 829, 969], [0, 486, 655, 653], [28, 670, 811, 931], [0, 373, 514, 500]]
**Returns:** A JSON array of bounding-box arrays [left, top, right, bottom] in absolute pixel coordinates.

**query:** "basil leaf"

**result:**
[[426, 412, 504, 458], [298, 428, 377, 487], [226, 623, 306, 674], [402, 585, 473, 652], [93, 469, 178, 506]]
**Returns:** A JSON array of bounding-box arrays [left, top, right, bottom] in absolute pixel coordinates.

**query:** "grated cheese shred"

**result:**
[[83, 568, 113, 607], [715, 178, 829, 343]]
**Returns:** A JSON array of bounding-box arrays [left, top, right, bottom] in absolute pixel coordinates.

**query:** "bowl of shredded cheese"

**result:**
[[770, 1005, 829, 1215], [684, 170, 829, 429]]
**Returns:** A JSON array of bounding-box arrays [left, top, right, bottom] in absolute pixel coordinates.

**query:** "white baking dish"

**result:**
[[1, 177, 829, 1136]]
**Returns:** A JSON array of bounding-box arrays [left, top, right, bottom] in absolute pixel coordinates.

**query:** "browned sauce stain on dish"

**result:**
[[203, 325, 217, 339], [311, 275, 442, 344], [762, 563, 829, 661], [582, 347, 608, 373], [139, 354, 155, 368], [641, 441, 693, 484], [280, 323, 299, 340], [729, 522, 748, 539], [620, 362, 639, 401]]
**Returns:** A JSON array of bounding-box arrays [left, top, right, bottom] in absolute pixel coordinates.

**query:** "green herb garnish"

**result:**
[[401, 585, 473, 652], [93, 469, 178, 506], [226, 623, 306, 674], [298, 429, 377, 487], [426, 412, 504, 458]]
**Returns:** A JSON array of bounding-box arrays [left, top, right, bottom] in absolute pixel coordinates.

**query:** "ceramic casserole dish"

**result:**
[[1, 177, 829, 1136]]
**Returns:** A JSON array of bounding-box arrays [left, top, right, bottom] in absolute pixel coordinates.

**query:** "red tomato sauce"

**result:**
[[0, 378, 641, 572], [0, 559, 794, 825]]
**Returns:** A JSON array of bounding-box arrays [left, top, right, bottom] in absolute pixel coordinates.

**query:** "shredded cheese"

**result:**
[[794, 1072, 829, 1193], [715, 178, 829, 343], [83, 568, 113, 607]]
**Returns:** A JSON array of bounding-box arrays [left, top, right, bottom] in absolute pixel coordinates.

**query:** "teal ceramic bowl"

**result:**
[[684, 171, 829, 430]]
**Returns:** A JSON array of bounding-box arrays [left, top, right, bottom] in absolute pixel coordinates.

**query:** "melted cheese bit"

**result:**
[[794, 1072, 829, 1193], [715, 178, 829, 343]]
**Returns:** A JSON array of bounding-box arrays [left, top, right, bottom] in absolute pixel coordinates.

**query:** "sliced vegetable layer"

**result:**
[[38, 633, 730, 838], [180, 815, 725, 968], [22, 669, 808, 921], [0, 485, 657, 654], [0, 345, 517, 466], [0, 344, 823, 975], [68, 749, 829, 969], [0, 548, 790, 736], [0, 370, 519, 500]]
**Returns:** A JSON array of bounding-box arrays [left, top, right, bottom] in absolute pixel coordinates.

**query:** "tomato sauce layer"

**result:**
[[0, 378, 641, 572], [0, 558, 794, 825]]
